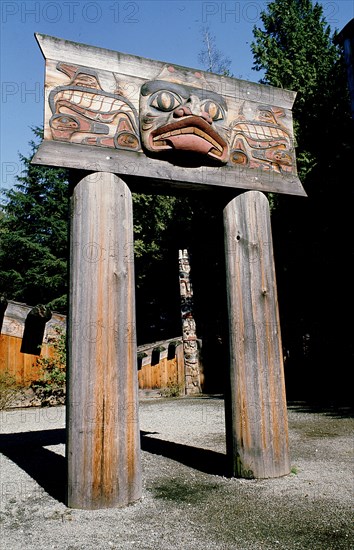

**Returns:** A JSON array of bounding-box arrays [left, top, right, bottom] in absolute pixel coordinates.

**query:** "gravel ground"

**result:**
[[0, 397, 353, 550]]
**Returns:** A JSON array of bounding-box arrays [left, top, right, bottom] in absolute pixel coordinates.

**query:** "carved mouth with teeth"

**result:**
[[150, 116, 228, 163], [52, 89, 128, 122], [233, 122, 290, 148]]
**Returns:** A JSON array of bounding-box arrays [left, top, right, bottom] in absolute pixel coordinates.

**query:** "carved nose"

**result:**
[[173, 104, 213, 124], [173, 105, 192, 118]]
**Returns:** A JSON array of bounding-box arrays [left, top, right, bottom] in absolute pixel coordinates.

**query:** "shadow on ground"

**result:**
[[0, 428, 67, 503], [140, 431, 229, 476], [287, 401, 354, 418], [0, 428, 229, 505]]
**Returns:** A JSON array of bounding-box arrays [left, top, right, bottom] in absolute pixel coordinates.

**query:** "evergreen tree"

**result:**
[[0, 128, 184, 339], [0, 128, 69, 312], [251, 0, 353, 402], [252, 0, 350, 181]]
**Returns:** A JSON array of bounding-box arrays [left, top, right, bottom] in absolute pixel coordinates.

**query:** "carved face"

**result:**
[[140, 79, 229, 165]]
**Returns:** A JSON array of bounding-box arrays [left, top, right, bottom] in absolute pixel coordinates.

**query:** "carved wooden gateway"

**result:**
[[33, 34, 306, 509]]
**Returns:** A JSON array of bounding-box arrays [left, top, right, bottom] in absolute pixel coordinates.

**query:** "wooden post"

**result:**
[[223, 191, 290, 479], [67, 172, 141, 509], [176, 343, 185, 394]]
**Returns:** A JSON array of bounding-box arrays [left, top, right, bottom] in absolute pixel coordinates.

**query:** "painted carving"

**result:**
[[229, 103, 294, 173], [49, 63, 140, 151], [46, 61, 296, 175], [139, 66, 229, 166]]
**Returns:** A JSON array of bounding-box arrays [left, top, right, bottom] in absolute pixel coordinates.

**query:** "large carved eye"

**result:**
[[202, 100, 224, 121], [150, 90, 182, 112], [50, 115, 79, 130], [74, 75, 99, 88], [259, 110, 276, 123]]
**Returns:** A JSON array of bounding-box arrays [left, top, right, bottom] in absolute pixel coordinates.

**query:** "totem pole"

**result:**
[[178, 249, 201, 394]]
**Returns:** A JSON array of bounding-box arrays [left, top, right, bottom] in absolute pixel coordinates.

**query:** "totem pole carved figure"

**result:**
[[178, 249, 201, 394], [229, 103, 294, 173]]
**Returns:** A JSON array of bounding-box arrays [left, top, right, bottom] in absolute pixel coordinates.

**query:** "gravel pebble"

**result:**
[[1, 397, 353, 549]]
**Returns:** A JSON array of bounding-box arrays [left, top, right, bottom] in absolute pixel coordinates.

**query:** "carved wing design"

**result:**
[[229, 104, 295, 174], [49, 63, 140, 151]]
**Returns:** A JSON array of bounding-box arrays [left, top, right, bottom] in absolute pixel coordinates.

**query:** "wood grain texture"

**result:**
[[32, 33, 306, 197], [0, 334, 53, 384], [32, 140, 306, 197], [35, 33, 296, 109], [176, 344, 185, 393], [223, 191, 290, 479], [66, 172, 141, 509]]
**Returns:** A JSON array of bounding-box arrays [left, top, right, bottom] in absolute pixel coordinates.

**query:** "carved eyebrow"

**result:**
[[141, 80, 227, 110]]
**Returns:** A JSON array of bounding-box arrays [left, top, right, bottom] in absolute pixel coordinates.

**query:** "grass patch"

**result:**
[[149, 479, 219, 504], [160, 381, 184, 398]]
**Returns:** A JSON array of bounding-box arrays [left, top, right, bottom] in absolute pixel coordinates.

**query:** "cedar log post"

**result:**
[[223, 191, 290, 479], [67, 172, 141, 509]]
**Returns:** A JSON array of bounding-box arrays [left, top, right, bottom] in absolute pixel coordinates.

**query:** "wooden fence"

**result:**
[[0, 300, 185, 392]]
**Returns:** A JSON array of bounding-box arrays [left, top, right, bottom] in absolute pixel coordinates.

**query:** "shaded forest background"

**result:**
[[1, 0, 352, 403]]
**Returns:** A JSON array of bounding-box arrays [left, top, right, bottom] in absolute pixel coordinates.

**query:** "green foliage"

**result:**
[[0, 129, 185, 334], [133, 192, 189, 343], [0, 127, 69, 312], [251, 0, 350, 181], [0, 129, 188, 342], [0, 371, 23, 410], [251, 0, 353, 402], [160, 381, 184, 398], [252, 0, 338, 92], [31, 326, 66, 404], [132, 193, 177, 286]]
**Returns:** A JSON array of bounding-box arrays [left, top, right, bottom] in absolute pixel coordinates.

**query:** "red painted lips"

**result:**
[[150, 116, 228, 162]]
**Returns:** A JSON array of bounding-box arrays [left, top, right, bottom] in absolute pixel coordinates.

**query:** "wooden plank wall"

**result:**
[[0, 329, 184, 391], [0, 300, 66, 385], [0, 334, 54, 384], [137, 338, 184, 391], [138, 357, 177, 390]]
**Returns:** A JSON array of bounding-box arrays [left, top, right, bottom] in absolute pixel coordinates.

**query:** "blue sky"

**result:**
[[1, 0, 353, 190]]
